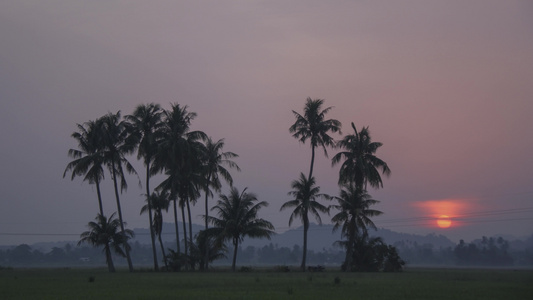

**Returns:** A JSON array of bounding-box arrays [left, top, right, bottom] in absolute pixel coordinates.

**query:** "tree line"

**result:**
[[4, 234, 532, 269], [64, 98, 401, 272]]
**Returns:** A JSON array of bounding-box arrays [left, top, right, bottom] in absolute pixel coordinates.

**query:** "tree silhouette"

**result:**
[[280, 173, 329, 270], [331, 185, 382, 269], [154, 103, 206, 257], [99, 111, 139, 272], [141, 191, 170, 269], [64, 120, 106, 216], [206, 187, 275, 271], [200, 137, 240, 270], [290, 98, 341, 181], [126, 103, 164, 271], [78, 213, 134, 273], [332, 123, 390, 190]]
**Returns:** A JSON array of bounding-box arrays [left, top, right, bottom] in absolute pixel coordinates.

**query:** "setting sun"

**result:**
[[436, 215, 452, 228]]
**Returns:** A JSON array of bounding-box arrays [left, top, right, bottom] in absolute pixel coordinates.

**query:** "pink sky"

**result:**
[[0, 1, 532, 245]]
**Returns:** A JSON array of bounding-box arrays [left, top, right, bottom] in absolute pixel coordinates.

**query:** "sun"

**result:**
[[436, 215, 452, 228]]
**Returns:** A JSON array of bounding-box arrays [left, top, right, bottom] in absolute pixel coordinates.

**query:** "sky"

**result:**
[[1, 0, 532, 246]]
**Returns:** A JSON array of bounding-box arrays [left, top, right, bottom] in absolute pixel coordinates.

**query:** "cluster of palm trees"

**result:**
[[65, 98, 392, 273], [65, 103, 273, 272], [282, 98, 391, 271]]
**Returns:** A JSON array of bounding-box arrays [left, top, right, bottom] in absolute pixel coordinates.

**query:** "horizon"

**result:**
[[1, 1, 532, 247]]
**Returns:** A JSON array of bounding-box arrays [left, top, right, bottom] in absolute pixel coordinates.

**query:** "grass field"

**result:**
[[1, 267, 532, 299]]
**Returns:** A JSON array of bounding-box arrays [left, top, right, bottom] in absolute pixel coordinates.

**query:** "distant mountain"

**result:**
[[239, 223, 456, 251], [25, 222, 529, 253]]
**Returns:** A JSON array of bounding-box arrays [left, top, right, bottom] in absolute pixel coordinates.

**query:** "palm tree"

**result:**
[[206, 187, 275, 271], [280, 173, 329, 270], [126, 103, 164, 271], [99, 111, 139, 272], [188, 230, 227, 270], [78, 213, 134, 273], [153, 103, 206, 255], [64, 120, 106, 216], [331, 185, 383, 270], [290, 98, 341, 181], [201, 137, 240, 269], [140, 191, 170, 269], [332, 122, 390, 190], [175, 144, 205, 265]]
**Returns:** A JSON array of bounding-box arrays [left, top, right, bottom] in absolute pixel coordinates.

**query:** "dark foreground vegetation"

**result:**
[[0, 267, 531, 300]]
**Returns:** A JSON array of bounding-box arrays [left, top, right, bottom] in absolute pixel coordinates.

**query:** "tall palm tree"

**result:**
[[331, 185, 382, 269], [140, 191, 170, 269], [280, 173, 329, 270], [332, 122, 390, 190], [201, 137, 240, 269], [64, 120, 106, 216], [99, 111, 139, 272], [126, 103, 164, 271], [78, 213, 134, 273], [175, 144, 205, 265], [290, 98, 341, 181], [153, 103, 206, 255], [206, 187, 275, 271]]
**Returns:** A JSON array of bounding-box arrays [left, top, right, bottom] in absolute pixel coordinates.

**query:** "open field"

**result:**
[[1, 267, 531, 300]]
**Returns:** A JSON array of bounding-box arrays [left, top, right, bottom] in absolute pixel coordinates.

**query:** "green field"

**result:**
[[1, 267, 531, 299]]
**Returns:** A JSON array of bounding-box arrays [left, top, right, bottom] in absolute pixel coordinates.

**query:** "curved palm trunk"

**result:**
[[232, 238, 239, 272], [111, 162, 134, 272], [301, 215, 309, 271], [145, 163, 159, 271], [308, 145, 316, 181], [104, 244, 116, 272], [158, 232, 168, 269], [172, 198, 181, 254], [95, 179, 104, 216]]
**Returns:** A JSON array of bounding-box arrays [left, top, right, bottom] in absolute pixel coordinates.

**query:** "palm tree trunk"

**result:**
[[105, 244, 116, 272], [111, 162, 134, 272], [145, 163, 159, 271], [232, 238, 239, 272], [344, 219, 356, 271], [158, 233, 168, 269], [301, 216, 309, 271], [308, 145, 316, 181], [186, 197, 194, 269], [172, 198, 180, 254], [181, 203, 188, 259], [95, 179, 104, 216], [204, 183, 210, 271]]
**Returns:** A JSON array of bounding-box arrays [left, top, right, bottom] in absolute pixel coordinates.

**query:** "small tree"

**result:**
[[206, 187, 275, 271], [78, 213, 134, 273]]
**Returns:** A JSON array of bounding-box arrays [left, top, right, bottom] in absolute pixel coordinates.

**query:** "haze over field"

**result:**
[[1, 1, 532, 246]]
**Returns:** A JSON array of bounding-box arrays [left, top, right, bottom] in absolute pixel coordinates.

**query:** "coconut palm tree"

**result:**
[[206, 187, 275, 271], [332, 122, 390, 190], [78, 213, 134, 273], [153, 103, 206, 255], [188, 230, 227, 270], [126, 103, 164, 271], [141, 191, 170, 269], [200, 137, 240, 269], [280, 173, 329, 270], [289, 98, 341, 181], [175, 144, 205, 265], [64, 120, 106, 216], [99, 111, 139, 272], [331, 185, 382, 269]]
